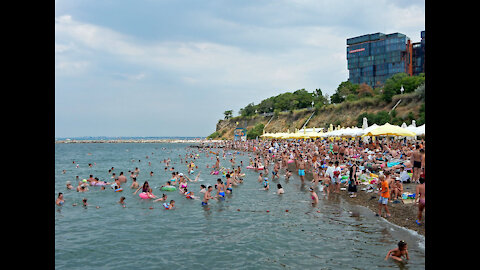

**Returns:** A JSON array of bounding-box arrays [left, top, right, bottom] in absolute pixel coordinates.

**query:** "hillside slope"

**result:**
[[212, 93, 424, 140]]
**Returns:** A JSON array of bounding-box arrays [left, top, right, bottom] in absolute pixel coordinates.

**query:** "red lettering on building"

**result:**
[[349, 48, 365, 53]]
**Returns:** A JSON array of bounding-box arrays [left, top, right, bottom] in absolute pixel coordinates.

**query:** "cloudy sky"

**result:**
[[55, 0, 425, 138]]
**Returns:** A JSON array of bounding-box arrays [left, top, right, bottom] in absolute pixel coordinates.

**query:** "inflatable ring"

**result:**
[[161, 186, 177, 191], [139, 192, 150, 199]]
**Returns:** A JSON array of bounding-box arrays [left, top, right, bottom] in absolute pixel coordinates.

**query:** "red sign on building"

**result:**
[[349, 48, 365, 54]]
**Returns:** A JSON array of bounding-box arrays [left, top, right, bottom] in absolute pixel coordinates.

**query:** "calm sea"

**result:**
[[55, 143, 425, 270]]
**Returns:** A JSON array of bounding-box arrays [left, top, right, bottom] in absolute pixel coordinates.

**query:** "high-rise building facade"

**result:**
[[346, 31, 424, 88], [412, 31, 425, 76]]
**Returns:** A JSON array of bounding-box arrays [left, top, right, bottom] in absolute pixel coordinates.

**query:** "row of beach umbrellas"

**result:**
[[260, 120, 425, 139]]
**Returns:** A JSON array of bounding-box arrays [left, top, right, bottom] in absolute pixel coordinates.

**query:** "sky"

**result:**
[[55, 0, 425, 138]]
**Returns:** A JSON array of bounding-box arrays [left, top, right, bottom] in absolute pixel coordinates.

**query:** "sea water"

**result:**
[[55, 143, 425, 269]]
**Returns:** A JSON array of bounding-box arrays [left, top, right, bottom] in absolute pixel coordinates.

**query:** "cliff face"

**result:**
[[213, 94, 423, 139]]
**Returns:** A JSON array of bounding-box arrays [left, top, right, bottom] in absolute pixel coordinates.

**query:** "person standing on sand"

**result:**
[[332, 142, 339, 161], [411, 145, 423, 183], [347, 164, 358, 198], [377, 175, 391, 218], [415, 175, 426, 225], [332, 161, 342, 194]]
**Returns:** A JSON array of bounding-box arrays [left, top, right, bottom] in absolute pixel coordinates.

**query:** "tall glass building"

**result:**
[[412, 31, 425, 76], [346, 31, 424, 88]]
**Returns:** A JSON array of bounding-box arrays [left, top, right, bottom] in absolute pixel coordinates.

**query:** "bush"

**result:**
[[207, 131, 220, 139], [247, 123, 265, 140]]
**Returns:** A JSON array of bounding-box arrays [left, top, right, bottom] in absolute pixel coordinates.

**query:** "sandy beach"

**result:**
[[287, 163, 425, 236]]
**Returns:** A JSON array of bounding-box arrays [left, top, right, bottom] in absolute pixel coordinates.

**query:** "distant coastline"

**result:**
[[54, 137, 222, 144]]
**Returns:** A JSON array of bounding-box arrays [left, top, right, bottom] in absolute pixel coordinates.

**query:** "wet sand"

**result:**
[[288, 163, 425, 236]]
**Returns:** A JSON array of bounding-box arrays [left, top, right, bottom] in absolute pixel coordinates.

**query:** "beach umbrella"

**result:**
[[362, 117, 368, 130], [270, 132, 288, 139], [365, 123, 416, 137], [260, 133, 273, 138], [415, 124, 425, 136], [304, 131, 323, 138]]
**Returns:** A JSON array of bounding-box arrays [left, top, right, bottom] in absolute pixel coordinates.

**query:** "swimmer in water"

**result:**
[[285, 170, 292, 181], [118, 196, 126, 206], [199, 185, 206, 194], [385, 240, 409, 262], [82, 198, 88, 207], [277, 184, 284, 194], [164, 200, 175, 210], [216, 179, 226, 199], [202, 186, 216, 206], [66, 181, 73, 190], [185, 190, 197, 199], [56, 193, 65, 206], [263, 178, 269, 190], [154, 194, 168, 202], [130, 177, 139, 189], [225, 174, 234, 194]]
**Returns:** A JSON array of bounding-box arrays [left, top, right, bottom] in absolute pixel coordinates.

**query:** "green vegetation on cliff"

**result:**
[[210, 73, 425, 140]]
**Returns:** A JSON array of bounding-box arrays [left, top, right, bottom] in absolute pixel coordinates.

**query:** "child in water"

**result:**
[[263, 178, 269, 190], [285, 170, 292, 181], [163, 200, 175, 210], [309, 187, 319, 205], [118, 196, 126, 207], [385, 240, 409, 262], [154, 194, 168, 202]]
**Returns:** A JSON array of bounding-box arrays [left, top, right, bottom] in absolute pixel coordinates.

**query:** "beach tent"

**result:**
[[364, 123, 416, 137]]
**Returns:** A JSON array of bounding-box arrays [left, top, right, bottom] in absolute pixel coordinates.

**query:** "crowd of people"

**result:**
[[216, 136, 426, 225]]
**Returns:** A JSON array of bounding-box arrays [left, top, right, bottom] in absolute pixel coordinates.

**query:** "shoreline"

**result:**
[[287, 162, 425, 236]]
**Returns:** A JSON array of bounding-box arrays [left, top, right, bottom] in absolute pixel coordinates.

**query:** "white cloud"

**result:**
[[55, 15, 348, 94]]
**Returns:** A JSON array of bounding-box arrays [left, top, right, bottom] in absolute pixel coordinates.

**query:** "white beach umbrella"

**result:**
[[362, 117, 368, 130], [415, 124, 425, 136]]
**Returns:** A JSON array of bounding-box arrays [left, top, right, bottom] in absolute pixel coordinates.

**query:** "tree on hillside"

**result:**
[[246, 123, 265, 140], [382, 73, 425, 102], [223, 110, 233, 119], [313, 88, 328, 107], [357, 83, 374, 98], [330, 92, 344, 104], [239, 103, 256, 117], [293, 89, 314, 108], [331, 80, 359, 103], [257, 97, 275, 113]]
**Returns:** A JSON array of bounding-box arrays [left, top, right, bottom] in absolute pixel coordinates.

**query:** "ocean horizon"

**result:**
[[55, 136, 206, 141]]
